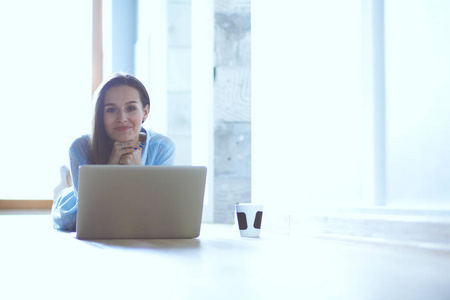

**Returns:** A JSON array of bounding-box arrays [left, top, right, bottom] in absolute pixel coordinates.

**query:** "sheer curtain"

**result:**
[[0, 1, 92, 199]]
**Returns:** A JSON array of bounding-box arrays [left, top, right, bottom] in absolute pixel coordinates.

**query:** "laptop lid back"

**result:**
[[76, 165, 206, 239]]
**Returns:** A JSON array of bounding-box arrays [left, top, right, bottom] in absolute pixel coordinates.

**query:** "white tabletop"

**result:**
[[1, 213, 450, 300]]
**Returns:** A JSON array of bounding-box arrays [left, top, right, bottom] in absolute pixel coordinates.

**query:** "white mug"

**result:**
[[235, 203, 263, 238]]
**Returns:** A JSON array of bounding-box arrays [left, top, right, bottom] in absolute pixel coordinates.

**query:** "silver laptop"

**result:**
[[76, 165, 207, 240]]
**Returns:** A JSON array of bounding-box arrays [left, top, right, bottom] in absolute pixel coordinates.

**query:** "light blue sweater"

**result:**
[[51, 128, 176, 231]]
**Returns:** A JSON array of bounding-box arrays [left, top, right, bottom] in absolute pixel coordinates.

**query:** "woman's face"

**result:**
[[103, 85, 149, 143]]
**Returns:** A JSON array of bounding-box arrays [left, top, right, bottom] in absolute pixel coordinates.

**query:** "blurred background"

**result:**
[[1, 0, 449, 222]]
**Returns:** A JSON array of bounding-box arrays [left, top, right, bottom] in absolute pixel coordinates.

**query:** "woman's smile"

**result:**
[[114, 125, 132, 131]]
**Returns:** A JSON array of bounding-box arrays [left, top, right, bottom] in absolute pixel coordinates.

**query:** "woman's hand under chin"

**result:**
[[107, 140, 145, 165]]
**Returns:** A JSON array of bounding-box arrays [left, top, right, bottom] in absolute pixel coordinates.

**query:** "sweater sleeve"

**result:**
[[51, 186, 77, 231], [145, 132, 176, 166], [154, 139, 176, 165], [51, 136, 89, 231]]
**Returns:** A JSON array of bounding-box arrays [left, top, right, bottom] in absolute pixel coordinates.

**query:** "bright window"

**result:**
[[385, 0, 450, 208], [0, 1, 92, 199], [252, 0, 363, 210], [252, 0, 450, 213]]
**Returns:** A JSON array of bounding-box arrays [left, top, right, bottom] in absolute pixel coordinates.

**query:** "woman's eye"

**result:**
[[105, 107, 116, 113], [127, 106, 137, 112]]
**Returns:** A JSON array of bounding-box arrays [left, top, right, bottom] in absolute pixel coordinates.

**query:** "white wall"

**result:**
[[252, 0, 363, 215]]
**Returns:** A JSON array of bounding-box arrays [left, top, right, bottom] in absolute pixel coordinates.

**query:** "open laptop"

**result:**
[[75, 165, 207, 240]]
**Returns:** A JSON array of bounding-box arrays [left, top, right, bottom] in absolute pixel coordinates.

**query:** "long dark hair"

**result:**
[[90, 73, 150, 164]]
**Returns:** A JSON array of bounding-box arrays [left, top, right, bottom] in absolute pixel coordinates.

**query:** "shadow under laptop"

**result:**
[[79, 238, 202, 251]]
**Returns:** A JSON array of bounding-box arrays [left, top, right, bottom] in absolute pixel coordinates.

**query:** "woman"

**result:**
[[52, 73, 176, 231]]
